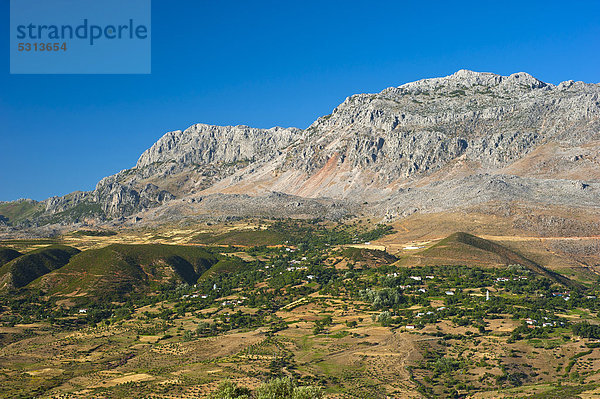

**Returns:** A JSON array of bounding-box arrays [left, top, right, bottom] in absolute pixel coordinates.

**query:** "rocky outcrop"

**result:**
[[136, 124, 302, 169], [37, 125, 303, 221], [92, 177, 175, 217]]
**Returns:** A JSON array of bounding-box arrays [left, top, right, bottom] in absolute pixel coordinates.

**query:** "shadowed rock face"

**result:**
[[4, 70, 600, 226]]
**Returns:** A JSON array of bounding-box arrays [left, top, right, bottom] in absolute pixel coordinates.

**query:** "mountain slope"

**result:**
[[208, 70, 599, 200], [0, 247, 22, 266], [3, 70, 600, 228]]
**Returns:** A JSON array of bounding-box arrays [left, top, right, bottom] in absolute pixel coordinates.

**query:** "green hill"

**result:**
[[32, 244, 244, 299], [341, 247, 397, 267], [0, 245, 80, 290], [397, 232, 578, 288], [0, 247, 22, 267]]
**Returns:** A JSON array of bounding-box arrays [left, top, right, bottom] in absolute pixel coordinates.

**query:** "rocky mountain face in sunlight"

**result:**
[[4, 70, 600, 228]]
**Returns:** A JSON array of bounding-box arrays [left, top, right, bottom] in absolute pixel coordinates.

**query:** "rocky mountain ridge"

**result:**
[[2, 70, 599, 229]]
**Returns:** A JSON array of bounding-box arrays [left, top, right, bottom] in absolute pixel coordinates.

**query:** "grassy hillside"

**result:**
[[197, 258, 246, 281], [32, 244, 244, 300], [397, 232, 578, 288], [0, 247, 22, 267], [193, 229, 286, 246], [192, 221, 394, 248], [0, 245, 80, 289], [341, 247, 397, 267], [0, 200, 43, 225], [39, 201, 105, 224]]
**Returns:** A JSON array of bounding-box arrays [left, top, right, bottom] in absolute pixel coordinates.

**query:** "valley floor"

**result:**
[[1, 218, 600, 398]]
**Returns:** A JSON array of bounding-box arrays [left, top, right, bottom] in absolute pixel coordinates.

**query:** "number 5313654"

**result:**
[[18, 42, 67, 51]]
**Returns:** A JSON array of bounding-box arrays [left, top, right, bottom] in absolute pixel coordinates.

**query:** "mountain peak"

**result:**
[[397, 69, 549, 92], [504, 71, 547, 89], [451, 69, 497, 79], [449, 69, 548, 89]]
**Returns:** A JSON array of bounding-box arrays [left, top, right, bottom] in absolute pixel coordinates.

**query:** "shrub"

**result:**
[[255, 377, 323, 399], [209, 380, 251, 399], [572, 322, 600, 339]]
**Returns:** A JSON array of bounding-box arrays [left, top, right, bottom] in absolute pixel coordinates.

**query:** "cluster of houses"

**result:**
[[386, 273, 435, 280], [416, 311, 435, 317], [524, 317, 563, 328], [222, 299, 244, 307], [181, 293, 209, 299], [496, 276, 528, 282], [394, 285, 428, 292], [552, 292, 571, 301], [286, 266, 308, 271], [403, 307, 448, 329]]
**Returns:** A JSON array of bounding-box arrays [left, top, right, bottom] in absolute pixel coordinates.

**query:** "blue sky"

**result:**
[[1, 0, 599, 201]]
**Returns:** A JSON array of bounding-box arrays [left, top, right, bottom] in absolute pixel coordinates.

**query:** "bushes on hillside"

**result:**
[[209, 378, 323, 399], [360, 287, 405, 309], [572, 321, 600, 339]]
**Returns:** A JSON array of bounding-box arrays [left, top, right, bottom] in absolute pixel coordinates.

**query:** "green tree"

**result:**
[[255, 377, 295, 399], [209, 380, 251, 399], [254, 377, 323, 399], [292, 386, 323, 399]]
